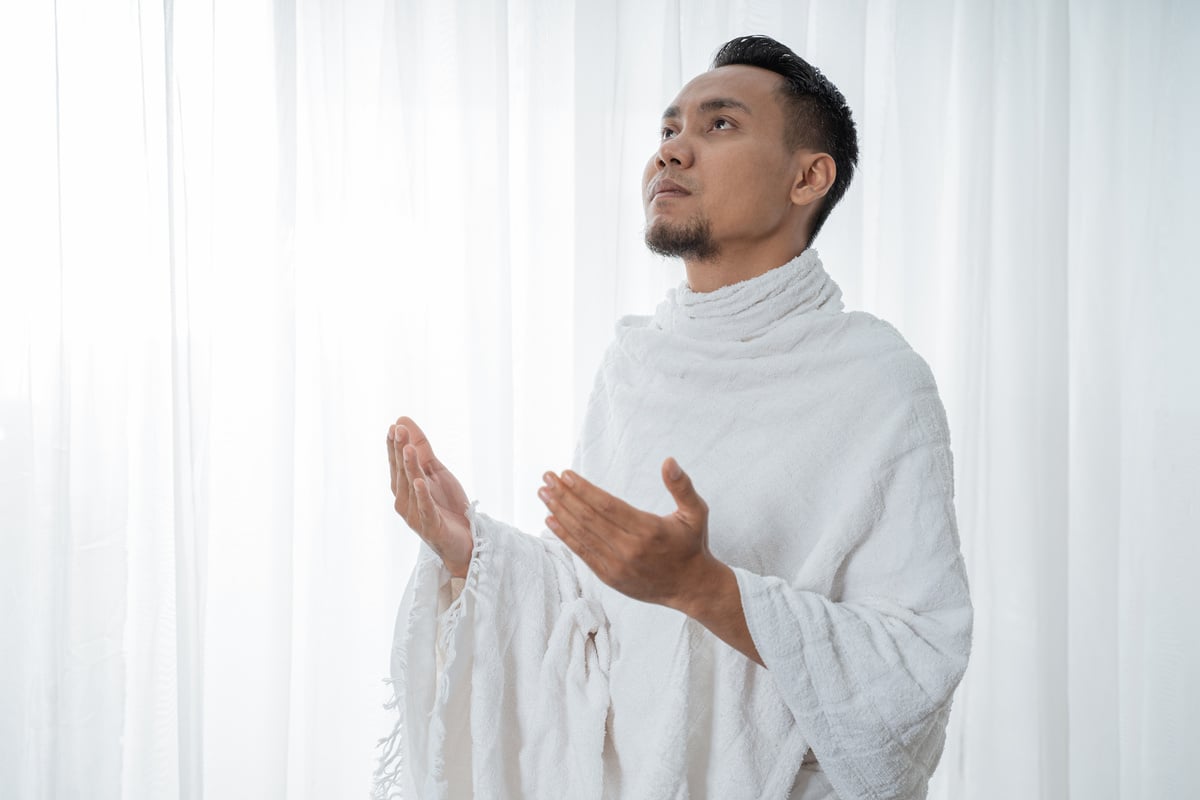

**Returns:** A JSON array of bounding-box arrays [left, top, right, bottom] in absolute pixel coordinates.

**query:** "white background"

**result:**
[[1, 1, 1197, 798]]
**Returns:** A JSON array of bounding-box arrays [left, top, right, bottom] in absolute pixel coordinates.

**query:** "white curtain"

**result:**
[[1, 1, 1197, 798]]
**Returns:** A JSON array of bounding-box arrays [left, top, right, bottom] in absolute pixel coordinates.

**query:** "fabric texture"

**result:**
[[373, 249, 972, 800]]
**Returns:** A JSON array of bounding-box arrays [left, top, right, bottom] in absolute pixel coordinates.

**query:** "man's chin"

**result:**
[[644, 219, 719, 261]]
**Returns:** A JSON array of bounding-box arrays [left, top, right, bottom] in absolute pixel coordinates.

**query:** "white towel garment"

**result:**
[[374, 249, 973, 800]]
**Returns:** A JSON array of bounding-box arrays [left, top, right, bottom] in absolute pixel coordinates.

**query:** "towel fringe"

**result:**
[[371, 501, 486, 798], [370, 675, 406, 799], [428, 501, 486, 787]]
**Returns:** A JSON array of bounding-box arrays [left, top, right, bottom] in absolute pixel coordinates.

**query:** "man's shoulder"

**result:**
[[614, 312, 653, 334], [602, 307, 942, 403], [836, 310, 940, 393]]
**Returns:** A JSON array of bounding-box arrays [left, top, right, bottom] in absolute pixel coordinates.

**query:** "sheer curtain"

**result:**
[[1, 1, 1196, 798]]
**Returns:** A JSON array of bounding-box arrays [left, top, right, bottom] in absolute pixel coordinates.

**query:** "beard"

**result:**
[[644, 215, 719, 261]]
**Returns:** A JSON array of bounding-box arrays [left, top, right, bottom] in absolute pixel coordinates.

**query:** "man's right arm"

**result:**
[[376, 417, 611, 798]]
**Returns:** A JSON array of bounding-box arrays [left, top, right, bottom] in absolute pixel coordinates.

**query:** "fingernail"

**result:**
[[543, 472, 555, 487], [387, 426, 394, 441], [669, 460, 682, 480], [561, 472, 576, 487], [537, 487, 551, 503]]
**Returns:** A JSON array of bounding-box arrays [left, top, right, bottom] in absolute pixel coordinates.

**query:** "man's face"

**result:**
[[642, 65, 800, 261]]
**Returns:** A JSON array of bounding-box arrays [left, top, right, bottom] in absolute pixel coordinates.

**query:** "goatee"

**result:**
[[644, 216, 719, 261]]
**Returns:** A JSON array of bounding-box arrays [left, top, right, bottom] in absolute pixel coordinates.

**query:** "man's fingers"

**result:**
[[540, 482, 620, 558], [402, 442, 424, 487], [662, 457, 707, 522], [426, 455, 450, 479], [393, 426, 412, 509], [546, 516, 607, 579], [546, 481, 626, 548], [394, 431, 425, 519], [556, 470, 640, 533], [387, 425, 399, 496], [412, 476, 439, 534], [396, 416, 439, 466]]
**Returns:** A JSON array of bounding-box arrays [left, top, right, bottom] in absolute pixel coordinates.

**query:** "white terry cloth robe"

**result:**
[[372, 249, 973, 800]]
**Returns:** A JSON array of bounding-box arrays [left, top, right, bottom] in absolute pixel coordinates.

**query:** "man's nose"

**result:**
[[655, 132, 692, 169]]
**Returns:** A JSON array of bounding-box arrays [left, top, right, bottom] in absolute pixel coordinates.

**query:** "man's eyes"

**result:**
[[660, 118, 733, 139]]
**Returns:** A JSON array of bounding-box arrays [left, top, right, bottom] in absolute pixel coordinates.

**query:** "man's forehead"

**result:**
[[663, 64, 784, 116]]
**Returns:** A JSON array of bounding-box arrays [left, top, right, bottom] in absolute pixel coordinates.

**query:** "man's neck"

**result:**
[[682, 240, 809, 293]]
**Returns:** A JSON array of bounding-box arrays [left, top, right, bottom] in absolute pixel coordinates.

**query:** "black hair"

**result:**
[[711, 35, 859, 245]]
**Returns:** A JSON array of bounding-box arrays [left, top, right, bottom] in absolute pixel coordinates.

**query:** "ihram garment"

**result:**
[[373, 249, 972, 800]]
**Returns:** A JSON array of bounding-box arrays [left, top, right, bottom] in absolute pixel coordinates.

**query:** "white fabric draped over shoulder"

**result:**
[[373, 249, 972, 800]]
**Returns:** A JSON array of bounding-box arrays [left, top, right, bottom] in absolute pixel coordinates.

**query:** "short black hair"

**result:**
[[711, 35, 859, 245]]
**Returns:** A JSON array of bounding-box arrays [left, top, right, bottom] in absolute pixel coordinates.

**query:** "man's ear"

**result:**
[[790, 153, 836, 207]]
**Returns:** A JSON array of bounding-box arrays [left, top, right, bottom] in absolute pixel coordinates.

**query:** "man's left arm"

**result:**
[[539, 442, 972, 800], [537, 455, 762, 662]]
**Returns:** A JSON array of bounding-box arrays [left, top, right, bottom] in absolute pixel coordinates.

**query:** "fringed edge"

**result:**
[[369, 501, 488, 799], [371, 551, 432, 800], [427, 500, 489, 788], [370, 540, 446, 798], [370, 674, 407, 800]]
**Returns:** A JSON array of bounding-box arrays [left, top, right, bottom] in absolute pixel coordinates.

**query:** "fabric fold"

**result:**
[[651, 248, 843, 342], [373, 505, 611, 800], [731, 430, 972, 799]]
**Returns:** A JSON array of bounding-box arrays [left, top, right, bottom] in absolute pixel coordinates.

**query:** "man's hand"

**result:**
[[537, 458, 763, 666], [537, 458, 712, 608], [387, 416, 473, 578]]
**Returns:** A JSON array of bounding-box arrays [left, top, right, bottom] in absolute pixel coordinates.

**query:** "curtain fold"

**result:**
[[1, 2, 1196, 798], [1065, 3, 1200, 798]]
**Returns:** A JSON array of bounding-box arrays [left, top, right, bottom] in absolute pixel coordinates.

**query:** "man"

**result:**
[[375, 35, 971, 800]]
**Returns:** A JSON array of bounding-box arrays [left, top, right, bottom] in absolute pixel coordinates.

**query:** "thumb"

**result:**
[[662, 457, 706, 518]]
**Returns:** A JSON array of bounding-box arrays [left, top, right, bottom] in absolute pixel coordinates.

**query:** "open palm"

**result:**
[[387, 416, 473, 577]]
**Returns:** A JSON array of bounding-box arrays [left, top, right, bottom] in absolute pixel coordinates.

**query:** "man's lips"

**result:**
[[649, 179, 692, 201]]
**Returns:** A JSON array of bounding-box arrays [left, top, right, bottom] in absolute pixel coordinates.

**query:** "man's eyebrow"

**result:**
[[661, 98, 752, 120]]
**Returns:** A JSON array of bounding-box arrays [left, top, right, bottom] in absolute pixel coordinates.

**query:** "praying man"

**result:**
[[374, 34, 972, 800]]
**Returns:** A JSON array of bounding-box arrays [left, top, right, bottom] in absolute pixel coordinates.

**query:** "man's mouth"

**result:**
[[650, 178, 692, 201]]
